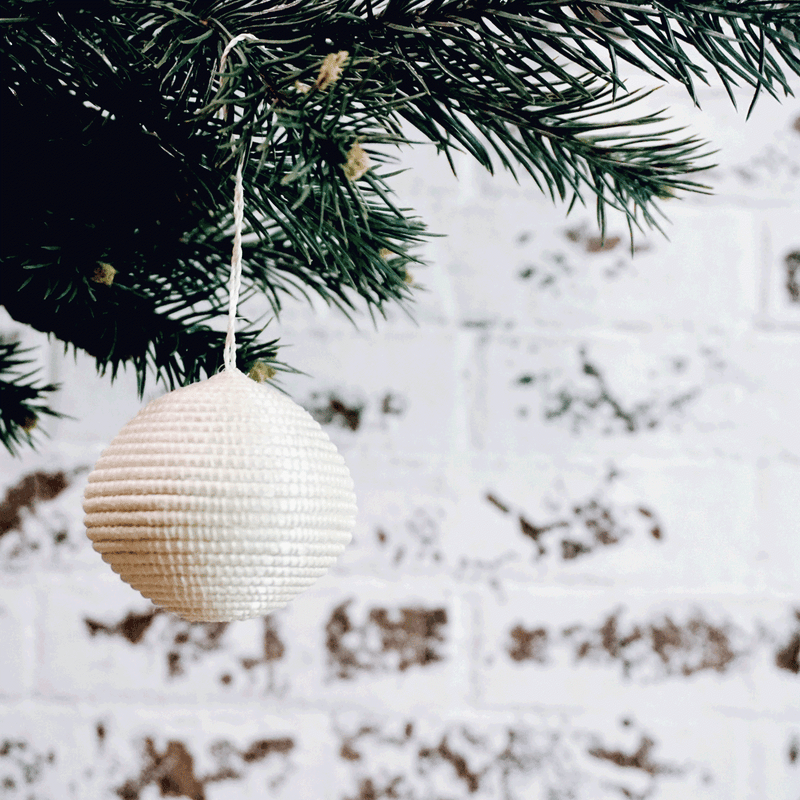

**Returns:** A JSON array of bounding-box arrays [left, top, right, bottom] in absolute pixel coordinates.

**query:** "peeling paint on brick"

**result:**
[[418, 736, 485, 792], [775, 611, 800, 674], [84, 608, 229, 677], [0, 469, 79, 564], [507, 625, 549, 663], [487, 479, 663, 563], [116, 736, 294, 800], [310, 394, 365, 430], [308, 390, 409, 432], [326, 601, 448, 680], [335, 716, 704, 799], [0, 739, 56, 795], [512, 346, 724, 435], [85, 609, 161, 645], [545, 348, 699, 433], [785, 251, 800, 303], [0, 471, 69, 537], [372, 505, 446, 568], [567, 609, 742, 679], [237, 615, 288, 693], [588, 734, 678, 777]]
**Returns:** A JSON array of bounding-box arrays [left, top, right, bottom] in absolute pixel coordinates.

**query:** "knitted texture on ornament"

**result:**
[[83, 368, 356, 622]]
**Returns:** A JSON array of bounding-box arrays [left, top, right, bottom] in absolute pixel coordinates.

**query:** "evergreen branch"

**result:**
[[1, 258, 285, 396], [0, 341, 62, 456], [3, 0, 800, 453]]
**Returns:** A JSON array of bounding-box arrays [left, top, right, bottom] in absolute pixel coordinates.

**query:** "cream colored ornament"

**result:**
[[84, 368, 356, 621], [84, 34, 356, 621]]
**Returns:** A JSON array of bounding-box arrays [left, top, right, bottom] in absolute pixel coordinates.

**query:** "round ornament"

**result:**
[[83, 368, 356, 622]]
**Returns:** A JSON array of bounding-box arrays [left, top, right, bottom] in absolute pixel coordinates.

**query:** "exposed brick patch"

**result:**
[[310, 394, 365, 430], [0, 471, 69, 537], [373, 505, 445, 567], [418, 736, 486, 792], [513, 347, 721, 434], [117, 739, 206, 800], [85, 609, 161, 645], [239, 738, 294, 762], [785, 250, 800, 303], [485, 493, 510, 514], [309, 391, 409, 432], [326, 601, 448, 680], [544, 348, 699, 433], [380, 393, 406, 416], [344, 776, 403, 800], [511, 606, 800, 682], [84, 608, 229, 677], [116, 736, 294, 800], [588, 735, 676, 777], [0, 469, 78, 563], [236, 616, 288, 693], [504, 608, 745, 682], [241, 616, 285, 670], [0, 739, 56, 795], [487, 477, 663, 563], [335, 717, 697, 799], [775, 611, 800, 674], [507, 625, 549, 663], [566, 609, 741, 679], [516, 252, 573, 288], [585, 234, 622, 253]]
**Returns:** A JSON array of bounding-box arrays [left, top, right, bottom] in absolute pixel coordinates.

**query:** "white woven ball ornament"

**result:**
[[84, 34, 357, 621], [83, 368, 356, 621]]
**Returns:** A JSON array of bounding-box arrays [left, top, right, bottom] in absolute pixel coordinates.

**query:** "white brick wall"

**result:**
[[3, 80, 800, 799]]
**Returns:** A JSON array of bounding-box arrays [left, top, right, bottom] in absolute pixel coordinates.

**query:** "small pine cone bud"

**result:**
[[315, 51, 348, 90], [91, 262, 117, 286], [343, 141, 370, 181], [248, 361, 276, 383]]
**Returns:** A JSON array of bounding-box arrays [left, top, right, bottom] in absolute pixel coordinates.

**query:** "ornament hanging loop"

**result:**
[[223, 156, 245, 371], [218, 33, 259, 372]]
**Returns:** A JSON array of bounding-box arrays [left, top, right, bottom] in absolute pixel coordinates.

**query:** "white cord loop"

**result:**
[[223, 157, 245, 370], [217, 33, 259, 371]]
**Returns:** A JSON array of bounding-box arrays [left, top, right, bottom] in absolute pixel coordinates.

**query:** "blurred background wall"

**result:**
[[2, 78, 800, 799]]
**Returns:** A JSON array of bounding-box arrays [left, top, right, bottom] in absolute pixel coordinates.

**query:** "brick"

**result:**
[[332, 452, 457, 580], [39, 571, 272, 702], [0, 702, 334, 799], [0, 586, 36, 697], [272, 329, 459, 457], [88, 705, 334, 800], [439, 199, 759, 332], [272, 578, 469, 712], [479, 331, 753, 459], [0, 702, 96, 798], [330, 707, 746, 800], [746, 721, 800, 800], [0, 444, 108, 573], [39, 572, 467, 710], [475, 586, 800, 717], [448, 456, 758, 592], [755, 458, 800, 592]]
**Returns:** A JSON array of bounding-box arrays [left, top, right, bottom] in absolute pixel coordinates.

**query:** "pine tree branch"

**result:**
[[0, 341, 62, 455], [2, 260, 285, 395], [3, 0, 800, 452]]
